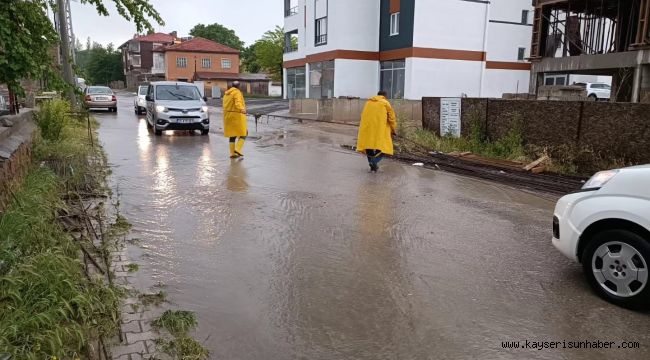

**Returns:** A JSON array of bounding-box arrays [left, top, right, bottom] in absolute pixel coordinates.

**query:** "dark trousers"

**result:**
[[366, 149, 383, 166]]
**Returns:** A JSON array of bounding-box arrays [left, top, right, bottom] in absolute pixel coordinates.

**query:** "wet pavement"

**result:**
[[97, 94, 650, 359]]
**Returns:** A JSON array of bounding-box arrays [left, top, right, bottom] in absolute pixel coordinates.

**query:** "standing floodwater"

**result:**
[[97, 94, 650, 360]]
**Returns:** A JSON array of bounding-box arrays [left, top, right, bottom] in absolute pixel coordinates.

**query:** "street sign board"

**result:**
[[440, 98, 462, 138]]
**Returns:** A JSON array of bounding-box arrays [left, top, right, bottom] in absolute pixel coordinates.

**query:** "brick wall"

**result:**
[[422, 97, 650, 164], [0, 110, 36, 212]]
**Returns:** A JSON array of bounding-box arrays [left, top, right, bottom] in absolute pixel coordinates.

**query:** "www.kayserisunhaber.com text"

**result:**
[[501, 340, 640, 350]]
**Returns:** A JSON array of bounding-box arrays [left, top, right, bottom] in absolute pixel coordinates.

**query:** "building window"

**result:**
[[380, 60, 406, 99], [517, 47, 526, 61], [309, 61, 334, 99], [202, 58, 212, 69], [128, 41, 140, 52], [221, 58, 232, 69], [284, 0, 298, 17], [390, 12, 400, 36], [286, 66, 306, 99], [521, 10, 530, 25], [131, 55, 141, 67], [284, 30, 299, 53], [544, 74, 568, 86], [315, 17, 328, 46], [177, 57, 187, 68]]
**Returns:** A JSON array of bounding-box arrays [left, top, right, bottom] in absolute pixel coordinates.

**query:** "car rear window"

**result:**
[[88, 87, 113, 95], [155, 85, 202, 101]]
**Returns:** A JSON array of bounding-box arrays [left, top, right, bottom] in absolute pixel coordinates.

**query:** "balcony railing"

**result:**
[[315, 34, 327, 46], [285, 6, 298, 17], [284, 45, 298, 53]]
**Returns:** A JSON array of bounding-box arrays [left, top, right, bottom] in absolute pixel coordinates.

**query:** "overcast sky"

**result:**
[[70, 0, 283, 48]]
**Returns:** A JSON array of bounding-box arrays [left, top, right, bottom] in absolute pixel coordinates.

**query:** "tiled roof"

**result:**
[[134, 32, 175, 43], [157, 37, 239, 54]]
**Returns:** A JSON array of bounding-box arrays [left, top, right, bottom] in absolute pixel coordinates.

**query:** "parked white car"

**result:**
[[586, 83, 611, 101], [134, 85, 148, 115], [552, 165, 650, 309]]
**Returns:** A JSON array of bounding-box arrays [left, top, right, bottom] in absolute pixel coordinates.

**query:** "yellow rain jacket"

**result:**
[[223, 87, 247, 138], [356, 95, 397, 155]]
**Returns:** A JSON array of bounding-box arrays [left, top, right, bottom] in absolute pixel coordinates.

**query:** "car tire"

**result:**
[[581, 229, 650, 310], [588, 94, 598, 101], [154, 128, 163, 136], [201, 129, 209, 135], [113, 107, 118, 113]]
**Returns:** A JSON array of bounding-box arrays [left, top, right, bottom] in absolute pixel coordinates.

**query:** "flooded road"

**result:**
[[98, 94, 650, 359]]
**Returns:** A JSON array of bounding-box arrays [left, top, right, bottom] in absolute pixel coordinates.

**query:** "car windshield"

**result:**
[[88, 87, 112, 95], [139, 86, 148, 95], [156, 85, 202, 101]]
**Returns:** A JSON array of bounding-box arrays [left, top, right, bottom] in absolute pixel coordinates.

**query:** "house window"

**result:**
[[221, 58, 232, 69], [202, 58, 212, 69], [129, 41, 140, 52], [309, 60, 334, 99], [286, 66, 306, 99], [380, 60, 406, 99], [177, 57, 187, 68], [315, 17, 328, 46], [521, 10, 530, 25], [517, 47, 526, 61], [390, 12, 400, 36], [131, 55, 141, 67]]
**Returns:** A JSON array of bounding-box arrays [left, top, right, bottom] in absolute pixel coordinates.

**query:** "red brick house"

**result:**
[[119, 32, 179, 88]]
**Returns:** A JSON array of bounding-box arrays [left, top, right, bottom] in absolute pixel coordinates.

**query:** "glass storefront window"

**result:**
[[380, 60, 406, 99], [287, 67, 306, 99], [309, 61, 335, 99]]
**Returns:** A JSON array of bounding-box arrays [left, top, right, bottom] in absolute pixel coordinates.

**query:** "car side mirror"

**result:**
[[146, 95, 153, 102], [203, 96, 208, 102]]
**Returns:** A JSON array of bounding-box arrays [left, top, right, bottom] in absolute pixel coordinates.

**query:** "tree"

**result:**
[[76, 42, 124, 85], [0, 0, 59, 103], [241, 43, 261, 73], [0, 0, 163, 111], [189, 23, 245, 51], [254, 26, 284, 82]]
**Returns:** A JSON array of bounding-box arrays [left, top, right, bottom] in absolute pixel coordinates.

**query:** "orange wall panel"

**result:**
[[164, 51, 240, 81]]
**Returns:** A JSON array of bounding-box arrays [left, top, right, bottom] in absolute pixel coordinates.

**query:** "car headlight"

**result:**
[[582, 170, 619, 190], [156, 105, 168, 113], [201, 106, 208, 113]]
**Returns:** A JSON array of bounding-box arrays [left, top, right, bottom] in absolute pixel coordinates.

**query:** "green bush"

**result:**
[[35, 99, 71, 141]]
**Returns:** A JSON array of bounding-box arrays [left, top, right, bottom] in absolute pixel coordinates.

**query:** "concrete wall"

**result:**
[[406, 58, 483, 99], [413, 0, 487, 51], [422, 97, 650, 164], [334, 59, 379, 99], [289, 98, 422, 128]]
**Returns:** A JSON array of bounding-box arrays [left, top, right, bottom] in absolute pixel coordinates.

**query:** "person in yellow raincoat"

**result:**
[[356, 90, 397, 172], [223, 81, 248, 158]]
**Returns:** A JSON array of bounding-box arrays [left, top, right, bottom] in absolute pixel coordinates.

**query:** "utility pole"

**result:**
[[56, 0, 77, 105]]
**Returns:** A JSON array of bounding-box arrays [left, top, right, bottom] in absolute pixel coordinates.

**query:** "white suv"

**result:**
[[586, 83, 611, 101], [552, 165, 650, 309], [145, 81, 210, 136]]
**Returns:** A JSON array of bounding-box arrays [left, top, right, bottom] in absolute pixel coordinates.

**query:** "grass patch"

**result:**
[[0, 99, 124, 358], [139, 290, 167, 306], [152, 310, 198, 336], [156, 336, 209, 360], [126, 263, 139, 273]]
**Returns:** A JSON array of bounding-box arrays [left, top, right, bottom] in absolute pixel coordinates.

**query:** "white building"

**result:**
[[282, 0, 533, 100]]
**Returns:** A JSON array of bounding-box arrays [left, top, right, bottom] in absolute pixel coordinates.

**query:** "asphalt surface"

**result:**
[[96, 94, 650, 359]]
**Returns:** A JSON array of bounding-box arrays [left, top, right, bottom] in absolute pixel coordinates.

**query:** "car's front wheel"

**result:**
[[582, 229, 650, 310]]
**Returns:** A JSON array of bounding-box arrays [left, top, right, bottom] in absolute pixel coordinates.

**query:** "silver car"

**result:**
[[145, 81, 210, 136], [84, 86, 117, 112], [134, 85, 148, 115]]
